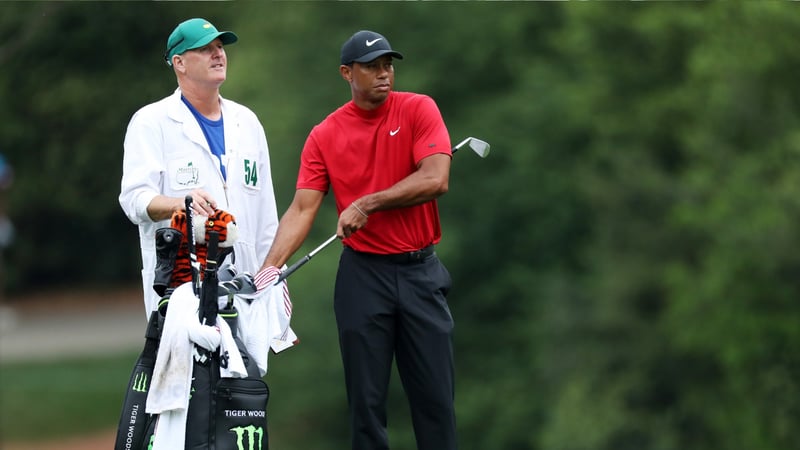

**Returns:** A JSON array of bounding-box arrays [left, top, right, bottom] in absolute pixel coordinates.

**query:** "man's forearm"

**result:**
[[261, 208, 316, 270], [359, 155, 450, 214], [146, 195, 184, 221]]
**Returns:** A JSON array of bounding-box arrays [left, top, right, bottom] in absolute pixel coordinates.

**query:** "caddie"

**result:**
[[119, 17, 280, 317]]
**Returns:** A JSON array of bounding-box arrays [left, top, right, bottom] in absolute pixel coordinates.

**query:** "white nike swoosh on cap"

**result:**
[[366, 38, 383, 47]]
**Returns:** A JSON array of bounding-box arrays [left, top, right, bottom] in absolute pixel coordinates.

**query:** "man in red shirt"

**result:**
[[256, 30, 457, 450]]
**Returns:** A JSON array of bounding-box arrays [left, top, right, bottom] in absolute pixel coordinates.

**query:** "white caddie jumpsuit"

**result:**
[[119, 88, 279, 316]]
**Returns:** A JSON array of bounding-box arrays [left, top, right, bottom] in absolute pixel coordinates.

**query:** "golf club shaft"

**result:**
[[275, 137, 488, 283], [276, 233, 338, 284], [185, 195, 200, 296], [452, 136, 472, 154]]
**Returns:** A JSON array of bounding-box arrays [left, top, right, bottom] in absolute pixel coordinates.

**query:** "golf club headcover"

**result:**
[[153, 227, 183, 296], [254, 266, 281, 292], [167, 208, 239, 289], [195, 209, 238, 247]]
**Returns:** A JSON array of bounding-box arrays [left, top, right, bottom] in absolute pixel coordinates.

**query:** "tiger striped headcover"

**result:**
[[169, 208, 238, 288]]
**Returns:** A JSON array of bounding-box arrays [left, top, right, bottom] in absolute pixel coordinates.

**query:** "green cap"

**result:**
[[164, 18, 238, 66]]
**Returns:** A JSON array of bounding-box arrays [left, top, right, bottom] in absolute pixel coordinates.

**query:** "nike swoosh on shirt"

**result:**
[[390, 127, 401, 136], [366, 38, 383, 47]]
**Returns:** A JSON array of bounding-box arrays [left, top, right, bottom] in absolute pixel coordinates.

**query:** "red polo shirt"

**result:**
[[297, 91, 451, 254]]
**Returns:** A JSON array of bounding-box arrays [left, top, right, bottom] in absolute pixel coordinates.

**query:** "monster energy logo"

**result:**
[[230, 425, 264, 450], [132, 372, 148, 393]]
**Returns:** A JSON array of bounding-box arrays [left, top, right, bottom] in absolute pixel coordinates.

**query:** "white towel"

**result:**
[[146, 283, 197, 450], [236, 277, 297, 376], [150, 410, 185, 450], [270, 278, 296, 353], [147, 282, 248, 450], [146, 282, 197, 414], [218, 316, 247, 378]]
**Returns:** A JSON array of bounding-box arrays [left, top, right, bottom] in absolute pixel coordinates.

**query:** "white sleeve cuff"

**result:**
[[135, 191, 159, 223]]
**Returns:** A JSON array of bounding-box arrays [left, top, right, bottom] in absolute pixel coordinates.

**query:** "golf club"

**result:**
[[275, 137, 490, 284], [185, 195, 201, 296], [276, 234, 339, 284], [219, 272, 258, 297], [199, 230, 220, 326], [452, 136, 490, 158], [218, 263, 238, 282]]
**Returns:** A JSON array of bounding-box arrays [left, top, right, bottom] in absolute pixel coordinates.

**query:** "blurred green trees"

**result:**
[[2, 2, 800, 449]]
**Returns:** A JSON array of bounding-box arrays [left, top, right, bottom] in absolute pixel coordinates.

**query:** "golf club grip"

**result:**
[[276, 255, 310, 284]]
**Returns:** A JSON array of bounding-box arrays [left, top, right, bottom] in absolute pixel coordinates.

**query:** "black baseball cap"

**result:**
[[340, 30, 404, 65]]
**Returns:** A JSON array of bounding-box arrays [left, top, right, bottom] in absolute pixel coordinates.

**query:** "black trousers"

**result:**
[[334, 247, 457, 450]]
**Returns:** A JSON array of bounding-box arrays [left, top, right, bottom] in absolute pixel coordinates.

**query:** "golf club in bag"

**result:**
[[275, 136, 491, 284], [115, 197, 268, 450]]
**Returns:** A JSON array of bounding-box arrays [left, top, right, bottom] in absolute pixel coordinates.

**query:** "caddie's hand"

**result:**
[[254, 265, 282, 292], [186, 189, 217, 217]]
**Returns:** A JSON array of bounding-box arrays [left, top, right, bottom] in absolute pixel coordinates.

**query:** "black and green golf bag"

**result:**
[[114, 304, 269, 450], [115, 221, 269, 450]]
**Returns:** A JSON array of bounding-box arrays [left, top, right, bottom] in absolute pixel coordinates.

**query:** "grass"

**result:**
[[0, 345, 349, 447], [0, 343, 423, 449], [0, 351, 140, 443]]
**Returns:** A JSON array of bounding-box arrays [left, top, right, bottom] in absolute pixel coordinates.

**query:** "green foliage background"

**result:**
[[3, 2, 800, 449]]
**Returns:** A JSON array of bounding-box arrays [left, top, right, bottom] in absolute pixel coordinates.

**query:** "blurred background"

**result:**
[[2, 2, 800, 449]]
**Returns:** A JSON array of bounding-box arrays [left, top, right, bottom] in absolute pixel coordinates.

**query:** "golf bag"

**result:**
[[115, 206, 269, 450], [114, 304, 269, 450]]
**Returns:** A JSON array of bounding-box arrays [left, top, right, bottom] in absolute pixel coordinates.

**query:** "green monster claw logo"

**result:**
[[132, 372, 148, 393], [230, 425, 264, 450], [147, 433, 155, 450]]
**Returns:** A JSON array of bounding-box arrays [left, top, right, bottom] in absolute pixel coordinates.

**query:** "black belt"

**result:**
[[348, 244, 435, 264]]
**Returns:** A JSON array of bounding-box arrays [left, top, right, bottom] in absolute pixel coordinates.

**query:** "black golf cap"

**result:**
[[341, 30, 404, 65]]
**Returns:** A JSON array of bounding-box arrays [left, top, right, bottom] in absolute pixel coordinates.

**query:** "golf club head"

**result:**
[[233, 273, 257, 295], [218, 272, 258, 297], [218, 280, 235, 297], [454, 137, 490, 158], [218, 263, 238, 282]]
